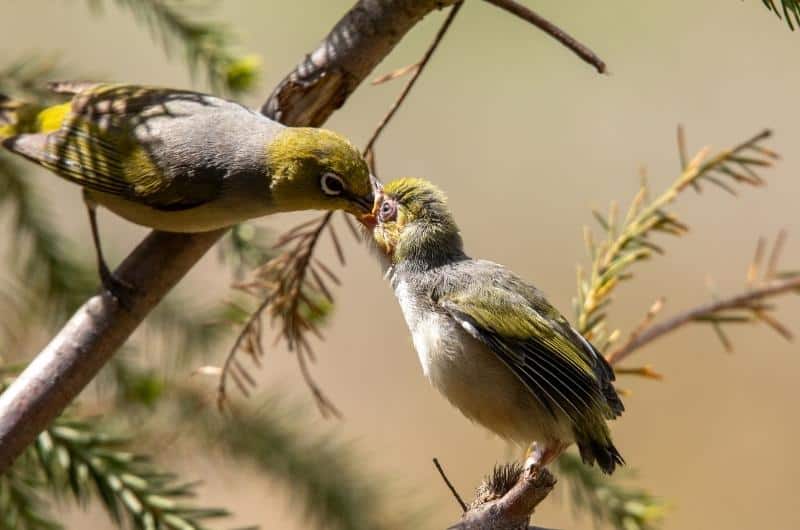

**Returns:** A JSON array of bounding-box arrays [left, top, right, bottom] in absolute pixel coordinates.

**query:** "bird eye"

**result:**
[[320, 172, 345, 196], [378, 198, 397, 222]]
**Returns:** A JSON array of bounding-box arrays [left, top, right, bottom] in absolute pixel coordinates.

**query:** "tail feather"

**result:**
[[576, 431, 624, 475], [2, 134, 52, 168], [603, 379, 625, 419]]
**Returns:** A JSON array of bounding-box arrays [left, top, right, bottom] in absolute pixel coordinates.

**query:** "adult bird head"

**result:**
[[360, 177, 464, 266], [266, 127, 374, 216]]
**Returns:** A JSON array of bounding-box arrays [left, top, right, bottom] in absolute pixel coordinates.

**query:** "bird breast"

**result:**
[[392, 278, 573, 446]]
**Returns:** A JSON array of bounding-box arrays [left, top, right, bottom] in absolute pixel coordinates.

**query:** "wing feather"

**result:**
[[439, 283, 617, 429], [3, 83, 222, 211]]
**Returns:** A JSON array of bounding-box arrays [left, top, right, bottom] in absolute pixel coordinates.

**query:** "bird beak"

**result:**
[[353, 194, 374, 212], [349, 175, 382, 213], [358, 190, 383, 230]]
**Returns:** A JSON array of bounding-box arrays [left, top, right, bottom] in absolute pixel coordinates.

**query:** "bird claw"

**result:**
[[523, 441, 567, 476], [99, 267, 136, 311], [523, 453, 544, 476]]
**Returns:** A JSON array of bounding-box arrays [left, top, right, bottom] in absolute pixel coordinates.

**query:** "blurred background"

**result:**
[[2, 1, 799, 529]]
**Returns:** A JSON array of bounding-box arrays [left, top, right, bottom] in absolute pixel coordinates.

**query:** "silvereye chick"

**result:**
[[0, 82, 373, 299], [362, 178, 624, 474]]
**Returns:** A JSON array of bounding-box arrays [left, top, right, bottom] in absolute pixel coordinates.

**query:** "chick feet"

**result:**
[[523, 442, 569, 475]]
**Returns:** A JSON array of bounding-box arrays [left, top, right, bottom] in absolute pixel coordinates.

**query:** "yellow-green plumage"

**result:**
[[1, 83, 373, 230], [366, 178, 624, 474], [0, 82, 373, 298]]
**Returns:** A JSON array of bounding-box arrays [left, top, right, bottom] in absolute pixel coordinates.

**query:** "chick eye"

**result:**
[[320, 172, 345, 196], [378, 199, 397, 222]]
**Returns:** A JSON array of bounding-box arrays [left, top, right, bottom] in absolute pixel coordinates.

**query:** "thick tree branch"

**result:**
[[0, 0, 458, 474]]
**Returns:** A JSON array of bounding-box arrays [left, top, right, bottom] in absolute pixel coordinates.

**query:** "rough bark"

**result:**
[[449, 467, 557, 530]]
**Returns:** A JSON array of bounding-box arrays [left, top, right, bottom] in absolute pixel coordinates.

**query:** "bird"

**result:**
[[360, 177, 624, 474], [0, 82, 374, 302]]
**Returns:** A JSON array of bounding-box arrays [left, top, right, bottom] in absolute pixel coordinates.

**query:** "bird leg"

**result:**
[[83, 191, 135, 308], [523, 441, 569, 474]]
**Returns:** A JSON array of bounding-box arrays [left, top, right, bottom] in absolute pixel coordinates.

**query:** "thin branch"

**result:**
[[606, 275, 800, 364], [0, 0, 462, 474], [363, 1, 463, 160], [433, 458, 467, 512], [610, 297, 664, 360], [483, 0, 606, 73]]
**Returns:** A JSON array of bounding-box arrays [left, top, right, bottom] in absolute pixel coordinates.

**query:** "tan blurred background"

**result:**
[[3, 1, 800, 528]]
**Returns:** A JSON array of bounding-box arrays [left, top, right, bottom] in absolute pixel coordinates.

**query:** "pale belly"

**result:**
[[88, 190, 272, 233], [394, 281, 574, 446]]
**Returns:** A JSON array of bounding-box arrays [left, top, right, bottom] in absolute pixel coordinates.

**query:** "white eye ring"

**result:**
[[320, 172, 345, 196]]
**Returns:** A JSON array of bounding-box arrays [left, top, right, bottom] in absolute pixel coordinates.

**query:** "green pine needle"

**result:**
[[575, 129, 776, 349], [177, 387, 414, 530], [30, 418, 228, 530], [556, 453, 666, 530], [0, 466, 62, 530], [0, 376, 228, 530], [760, 0, 800, 30], [92, 0, 261, 95]]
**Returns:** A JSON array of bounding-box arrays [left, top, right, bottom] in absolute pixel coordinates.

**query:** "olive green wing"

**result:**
[[437, 283, 621, 426], [1, 84, 220, 210]]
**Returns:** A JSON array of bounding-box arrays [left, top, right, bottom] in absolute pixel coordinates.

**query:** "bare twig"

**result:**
[[606, 275, 800, 365], [0, 0, 461, 473], [611, 297, 664, 359], [434, 457, 468, 512], [364, 1, 464, 164], [483, 0, 606, 73]]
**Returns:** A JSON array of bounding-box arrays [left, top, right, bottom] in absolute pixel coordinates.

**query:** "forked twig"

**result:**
[[607, 232, 799, 365], [607, 275, 799, 364], [483, 0, 606, 73], [364, 1, 464, 169]]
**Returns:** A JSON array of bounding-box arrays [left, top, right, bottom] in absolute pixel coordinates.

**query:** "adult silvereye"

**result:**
[[361, 178, 624, 474], [0, 82, 374, 299]]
